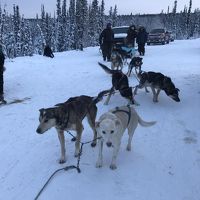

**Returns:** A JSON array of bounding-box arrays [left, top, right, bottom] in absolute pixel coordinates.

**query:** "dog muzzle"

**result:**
[[106, 141, 112, 147]]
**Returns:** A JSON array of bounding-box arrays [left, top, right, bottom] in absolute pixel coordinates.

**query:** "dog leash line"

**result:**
[[34, 165, 79, 200]]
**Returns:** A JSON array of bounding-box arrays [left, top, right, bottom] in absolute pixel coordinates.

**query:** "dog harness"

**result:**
[[112, 105, 131, 126]]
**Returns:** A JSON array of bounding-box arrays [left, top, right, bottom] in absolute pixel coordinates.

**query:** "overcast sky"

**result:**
[[0, 0, 199, 18]]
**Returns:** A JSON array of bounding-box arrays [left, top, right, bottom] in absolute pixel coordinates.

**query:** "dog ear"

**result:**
[[39, 108, 45, 117], [39, 108, 44, 113], [95, 121, 100, 128]]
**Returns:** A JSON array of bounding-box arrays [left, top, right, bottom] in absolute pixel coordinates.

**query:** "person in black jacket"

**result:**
[[43, 45, 54, 58], [0, 45, 6, 104], [125, 25, 137, 47], [99, 23, 114, 61], [136, 26, 148, 56]]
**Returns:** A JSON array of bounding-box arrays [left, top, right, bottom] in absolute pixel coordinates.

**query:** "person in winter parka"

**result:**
[[99, 23, 114, 61], [125, 25, 137, 47], [136, 26, 148, 56], [43, 45, 54, 58], [0, 45, 6, 104]]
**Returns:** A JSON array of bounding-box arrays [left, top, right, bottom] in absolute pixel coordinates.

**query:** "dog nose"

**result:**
[[36, 128, 41, 134], [106, 142, 112, 147]]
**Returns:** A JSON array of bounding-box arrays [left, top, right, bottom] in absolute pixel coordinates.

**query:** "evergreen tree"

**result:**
[[112, 5, 118, 27], [88, 0, 99, 46], [99, 0, 105, 30], [108, 6, 113, 23], [75, 0, 88, 49], [69, 0, 76, 49], [193, 9, 200, 37], [20, 17, 33, 56], [186, 0, 192, 38], [13, 5, 21, 57], [56, 0, 64, 52], [61, 0, 68, 50], [178, 6, 188, 38]]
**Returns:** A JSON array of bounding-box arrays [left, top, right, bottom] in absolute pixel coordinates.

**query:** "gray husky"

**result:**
[[36, 90, 109, 164], [110, 50, 123, 70]]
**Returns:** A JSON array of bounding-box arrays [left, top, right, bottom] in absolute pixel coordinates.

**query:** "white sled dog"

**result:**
[[95, 105, 156, 170]]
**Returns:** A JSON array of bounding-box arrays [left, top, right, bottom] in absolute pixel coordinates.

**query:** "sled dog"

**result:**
[[95, 105, 156, 170], [134, 71, 180, 102], [110, 50, 123, 70], [127, 56, 143, 77], [36, 90, 109, 163], [98, 62, 136, 105]]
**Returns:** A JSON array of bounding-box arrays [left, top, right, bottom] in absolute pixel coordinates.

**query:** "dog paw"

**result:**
[[59, 159, 66, 164], [110, 164, 117, 170], [91, 142, 96, 147], [96, 162, 103, 168], [74, 151, 81, 157], [71, 137, 76, 142], [126, 146, 131, 151], [153, 99, 158, 103]]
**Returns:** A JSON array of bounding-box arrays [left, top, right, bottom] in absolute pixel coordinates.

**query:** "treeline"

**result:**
[[0, 0, 199, 58]]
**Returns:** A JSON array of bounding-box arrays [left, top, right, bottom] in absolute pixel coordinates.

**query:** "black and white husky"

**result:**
[[98, 62, 136, 105], [134, 71, 180, 102]]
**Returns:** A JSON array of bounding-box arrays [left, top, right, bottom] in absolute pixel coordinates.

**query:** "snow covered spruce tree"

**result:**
[[40, 5, 53, 47], [56, 0, 63, 52], [0, 7, 15, 58], [112, 5, 118, 27], [192, 9, 200, 37], [88, 0, 100, 47], [75, 0, 88, 50], [13, 5, 21, 57], [68, 0, 76, 49], [61, 0, 68, 51], [55, 0, 69, 52], [186, 0, 192, 38], [99, 0, 105, 31], [20, 17, 33, 56]]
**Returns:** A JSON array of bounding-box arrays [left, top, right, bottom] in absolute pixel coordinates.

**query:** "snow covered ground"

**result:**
[[0, 39, 200, 200]]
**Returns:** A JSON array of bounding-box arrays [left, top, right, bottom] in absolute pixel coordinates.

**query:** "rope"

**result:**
[[34, 165, 79, 200], [34, 131, 102, 200]]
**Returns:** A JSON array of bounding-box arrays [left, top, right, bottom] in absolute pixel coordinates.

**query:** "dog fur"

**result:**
[[110, 50, 123, 70], [127, 56, 143, 77], [95, 105, 156, 170], [36, 90, 109, 163], [134, 71, 180, 102], [98, 62, 136, 105]]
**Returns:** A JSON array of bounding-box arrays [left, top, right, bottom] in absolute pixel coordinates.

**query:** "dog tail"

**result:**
[[98, 62, 114, 74], [92, 89, 110, 104], [138, 115, 156, 127]]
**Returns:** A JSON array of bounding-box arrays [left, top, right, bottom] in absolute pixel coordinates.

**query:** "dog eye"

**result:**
[[102, 131, 106, 134], [110, 130, 114, 134], [44, 119, 48, 123]]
